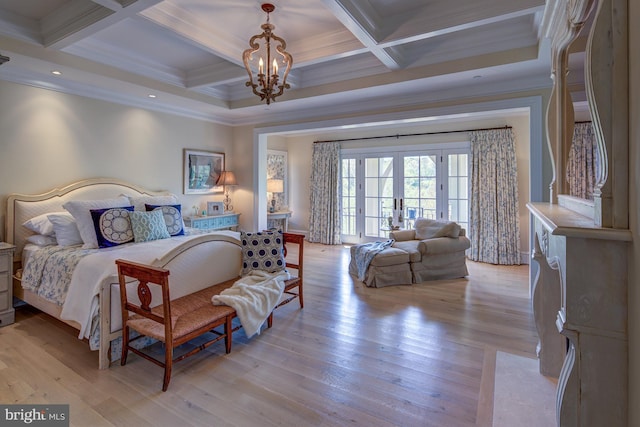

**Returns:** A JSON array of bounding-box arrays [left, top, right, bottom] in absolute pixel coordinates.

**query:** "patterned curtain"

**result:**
[[308, 142, 341, 244], [469, 128, 521, 265], [566, 122, 598, 200]]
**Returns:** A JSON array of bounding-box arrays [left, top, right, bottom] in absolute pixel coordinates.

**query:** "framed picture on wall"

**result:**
[[207, 201, 224, 216], [183, 149, 224, 194]]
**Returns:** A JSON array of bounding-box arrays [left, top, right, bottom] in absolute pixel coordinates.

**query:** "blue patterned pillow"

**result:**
[[145, 204, 184, 236], [241, 230, 285, 275], [130, 210, 171, 243], [90, 206, 134, 248]]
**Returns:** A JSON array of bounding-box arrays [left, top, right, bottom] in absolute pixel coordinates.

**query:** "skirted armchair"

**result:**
[[389, 218, 471, 283]]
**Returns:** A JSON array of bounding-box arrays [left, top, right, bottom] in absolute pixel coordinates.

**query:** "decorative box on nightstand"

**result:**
[[183, 213, 240, 231], [0, 242, 16, 327]]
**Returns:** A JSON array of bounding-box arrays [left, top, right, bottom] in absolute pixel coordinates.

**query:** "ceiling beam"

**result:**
[[44, 0, 162, 49]]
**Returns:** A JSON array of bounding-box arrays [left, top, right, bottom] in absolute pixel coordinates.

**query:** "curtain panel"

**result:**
[[308, 142, 341, 244], [566, 122, 598, 200], [469, 128, 521, 265]]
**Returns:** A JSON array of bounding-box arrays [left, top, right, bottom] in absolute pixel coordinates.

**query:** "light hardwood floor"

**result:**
[[0, 242, 539, 427]]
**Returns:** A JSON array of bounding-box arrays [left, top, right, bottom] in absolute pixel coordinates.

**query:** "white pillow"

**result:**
[[414, 218, 461, 240], [26, 234, 58, 247], [22, 211, 71, 236], [63, 196, 130, 249], [48, 213, 83, 247], [128, 194, 178, 211]]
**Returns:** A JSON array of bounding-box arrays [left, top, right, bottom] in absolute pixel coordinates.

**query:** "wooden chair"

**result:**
[[267, 232, 305, 327], [116, 259, 236, 392]]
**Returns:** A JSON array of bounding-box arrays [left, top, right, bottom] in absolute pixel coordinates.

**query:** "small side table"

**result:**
[[0, 242, 16, 327], [267, 211, 292, 232]]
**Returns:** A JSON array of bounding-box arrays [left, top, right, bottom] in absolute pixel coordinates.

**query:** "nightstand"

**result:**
[[183, 213, 240, 231], [0, 242, 16, 327]]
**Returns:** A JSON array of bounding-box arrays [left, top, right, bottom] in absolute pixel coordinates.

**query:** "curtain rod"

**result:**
[[575, 120, 592, 124], [314, 125, 512, 144]]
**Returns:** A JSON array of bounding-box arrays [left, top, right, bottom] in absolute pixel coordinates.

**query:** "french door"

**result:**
[[341, 147, 469, 244]]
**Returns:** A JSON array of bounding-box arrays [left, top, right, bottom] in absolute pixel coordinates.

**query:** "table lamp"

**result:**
[[266, 178, 283, 213], [216, 171, 238, 212]]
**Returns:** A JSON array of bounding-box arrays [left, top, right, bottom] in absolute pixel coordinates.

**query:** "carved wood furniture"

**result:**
[[530, 0, 631, 424], [531, 234, 565, 378], [0, 243, 15, 327], [116, 259, 238, 392]]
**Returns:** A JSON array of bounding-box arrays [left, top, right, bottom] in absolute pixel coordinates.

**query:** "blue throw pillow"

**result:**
[[130, 210, 171, 243], [145, 204, 185, 236], [90, 206, 134, 248], [240, 230, 285, 275]]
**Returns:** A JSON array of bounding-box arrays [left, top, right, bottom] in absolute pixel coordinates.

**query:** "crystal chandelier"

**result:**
[[242, 3, 293, 105]]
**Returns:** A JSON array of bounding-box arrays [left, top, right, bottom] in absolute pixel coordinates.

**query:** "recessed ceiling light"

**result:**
[[51, 70, 62, 75], [148, 94, 157, 98]]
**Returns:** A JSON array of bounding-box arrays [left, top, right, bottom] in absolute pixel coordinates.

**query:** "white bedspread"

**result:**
[[59, 232, 239, 340], [212, 270, 289, 338]]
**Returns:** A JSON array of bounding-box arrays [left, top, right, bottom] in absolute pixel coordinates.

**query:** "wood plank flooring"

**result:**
[[0, 242, 540, 426]]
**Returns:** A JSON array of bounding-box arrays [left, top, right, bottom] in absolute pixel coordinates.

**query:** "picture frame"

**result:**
[[183, 149, 224, 194], [207, 201, 224, 216]]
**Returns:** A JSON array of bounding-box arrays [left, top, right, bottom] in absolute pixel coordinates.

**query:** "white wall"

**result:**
[[0, 80, 233, 240]]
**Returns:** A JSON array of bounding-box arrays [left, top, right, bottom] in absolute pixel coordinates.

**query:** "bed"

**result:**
[[6, 178, 242, 369]]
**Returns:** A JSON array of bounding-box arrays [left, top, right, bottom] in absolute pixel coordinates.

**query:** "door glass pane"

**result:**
[[447, 153, 469, 232], [365, 156, 393, 238], [340, 158, 357, 237], [403, 155, 437, 226]]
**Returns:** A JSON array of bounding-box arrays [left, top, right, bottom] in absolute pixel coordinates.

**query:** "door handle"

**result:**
[[400, 198, 403, 211], [394, 198, 397, 210]]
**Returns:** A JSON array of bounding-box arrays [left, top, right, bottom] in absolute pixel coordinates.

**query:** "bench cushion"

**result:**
[[128, 277, 238, 341]]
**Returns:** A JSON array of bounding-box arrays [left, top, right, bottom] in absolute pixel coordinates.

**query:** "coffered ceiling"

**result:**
[[0, 0, 574, 125]]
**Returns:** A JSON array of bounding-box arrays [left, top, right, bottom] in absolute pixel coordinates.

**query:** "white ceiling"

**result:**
[[0, 0, 582, 126]]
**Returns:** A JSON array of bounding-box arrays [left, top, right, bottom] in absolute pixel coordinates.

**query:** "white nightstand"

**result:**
[[0, 242, 16, 327], [184, 213, 240, 231]]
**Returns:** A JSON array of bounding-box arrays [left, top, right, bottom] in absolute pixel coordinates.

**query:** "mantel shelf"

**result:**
[[526, 202, 631, 241]]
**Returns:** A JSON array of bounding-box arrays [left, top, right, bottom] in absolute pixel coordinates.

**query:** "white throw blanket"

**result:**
[[212, 270, 289, 338]]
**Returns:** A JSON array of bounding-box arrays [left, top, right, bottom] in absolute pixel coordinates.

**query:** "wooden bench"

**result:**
[[115, 232, 305, 391], [116, 260, 239, 392]]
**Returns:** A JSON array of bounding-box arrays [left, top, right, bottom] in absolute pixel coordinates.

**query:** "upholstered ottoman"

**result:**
[[349, 245, 413, 288]]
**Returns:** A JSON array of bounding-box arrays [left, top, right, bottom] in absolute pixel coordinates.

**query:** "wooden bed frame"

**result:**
[[6, 178, 242, 369]]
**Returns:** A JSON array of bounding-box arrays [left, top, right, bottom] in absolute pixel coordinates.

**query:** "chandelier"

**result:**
[[242, 3, 293, 105]]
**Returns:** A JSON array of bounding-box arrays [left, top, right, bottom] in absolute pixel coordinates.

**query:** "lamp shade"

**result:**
[[216, 171, 237, 186], [267, 178, 284, 193]]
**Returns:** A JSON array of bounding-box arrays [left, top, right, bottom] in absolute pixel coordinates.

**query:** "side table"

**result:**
[[0, 242, 16, 327], [267, 211, 292, 232]]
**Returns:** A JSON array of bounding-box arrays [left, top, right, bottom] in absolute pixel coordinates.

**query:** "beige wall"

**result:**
[[0, 80, 233, 240], [280, 114, 531, 259]]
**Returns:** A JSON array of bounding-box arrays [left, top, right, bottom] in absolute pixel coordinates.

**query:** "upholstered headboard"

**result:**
[[6, 178, 172, 262]]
